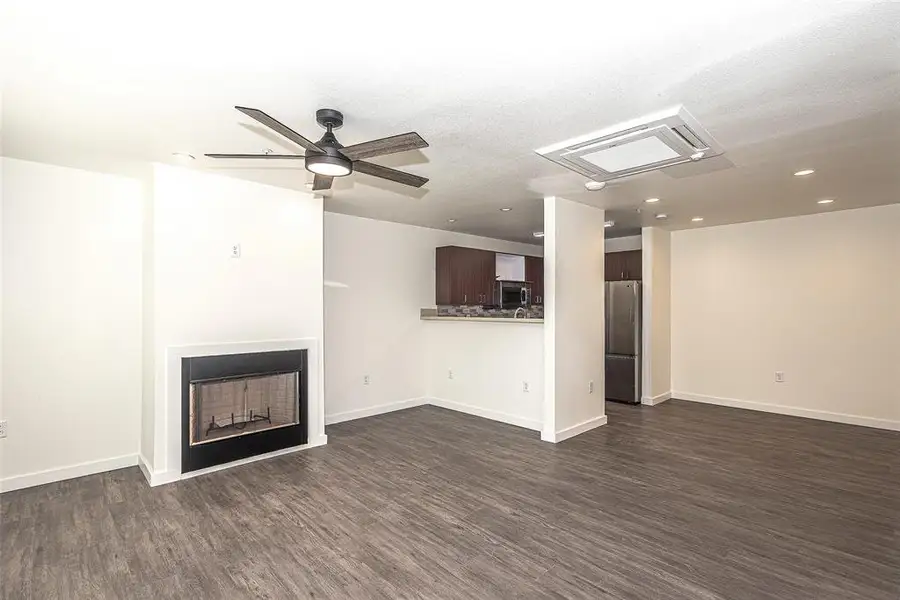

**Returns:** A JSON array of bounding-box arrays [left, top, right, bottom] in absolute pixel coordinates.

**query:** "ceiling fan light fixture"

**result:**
[[305, 154, 352, 177], [209, 106, 428, 189]]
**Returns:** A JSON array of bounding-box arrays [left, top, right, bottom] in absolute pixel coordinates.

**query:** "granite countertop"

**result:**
[[420, 307, 544, 323], [421, 315, 544, 324]]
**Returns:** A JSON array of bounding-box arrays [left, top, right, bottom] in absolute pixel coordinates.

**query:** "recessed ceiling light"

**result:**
[[584, 180, 606, 191], [645, 198, 660, 203], [794, 169, 815, 176], [817, 198, 834, 205], [691, 217, 704, 222], [655, 213, 668, 219], [172, 152, 195, 160], [500, 207, 512, 212], [533, 231, 544, 238], [604, 221, 614, 228], [448, 219, 457, 223]]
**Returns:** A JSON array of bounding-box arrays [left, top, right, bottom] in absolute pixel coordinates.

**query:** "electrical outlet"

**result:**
[[231, 243, 241, 258], [0, 420, 7, 438], [363, 375, 371, 386], [774, 371, 785, 383], [589, 380, 595, 394], [448, 369, 453, 380], [523, 381, 530, 393]]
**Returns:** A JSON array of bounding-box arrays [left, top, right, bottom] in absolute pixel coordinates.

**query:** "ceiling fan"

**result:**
[[205, 106, 429, 191]]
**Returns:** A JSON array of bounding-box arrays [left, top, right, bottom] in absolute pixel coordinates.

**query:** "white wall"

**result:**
[[425, 321, 543, 430], [0, 157, 5, 476], [140, 172, 155, 466], [144, 165, 325, 476], [543, 197, 607, 442], [641, 227, 672, 404], [323, 212, 541, 424], [1, 158, 143, 490], [605, 235, 642, 253], [671, 205, 900, 429]]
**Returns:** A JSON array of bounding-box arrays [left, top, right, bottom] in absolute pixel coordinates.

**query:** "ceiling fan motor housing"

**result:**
[[307, 110, 352, 175]]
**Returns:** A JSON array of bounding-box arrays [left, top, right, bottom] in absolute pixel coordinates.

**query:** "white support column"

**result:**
[[542, 196, 608, 443], [640, 227, 672, 406]]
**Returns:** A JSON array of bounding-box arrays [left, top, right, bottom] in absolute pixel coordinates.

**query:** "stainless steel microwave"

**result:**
[[495, 280, 531, 308]]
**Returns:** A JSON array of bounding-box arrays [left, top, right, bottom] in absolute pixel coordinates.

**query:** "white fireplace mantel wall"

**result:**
[[140, 165, 326, 484]]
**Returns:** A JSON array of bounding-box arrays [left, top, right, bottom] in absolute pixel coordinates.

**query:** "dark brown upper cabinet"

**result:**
[[605, 250, 642, 281], [525, 256, 544, 304], [436, 246, 497, 305]]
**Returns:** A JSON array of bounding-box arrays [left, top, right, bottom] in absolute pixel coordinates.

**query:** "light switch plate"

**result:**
[[0, 420, 7, 438]]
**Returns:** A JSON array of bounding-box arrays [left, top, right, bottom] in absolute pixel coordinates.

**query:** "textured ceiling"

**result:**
[[3, 1, 898, 243]]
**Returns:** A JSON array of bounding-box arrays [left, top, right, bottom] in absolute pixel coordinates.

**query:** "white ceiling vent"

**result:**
[[535, 106, 723, 183]]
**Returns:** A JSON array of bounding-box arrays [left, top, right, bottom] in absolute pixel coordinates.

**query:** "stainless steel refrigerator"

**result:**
[[605, 281, 641, 404]]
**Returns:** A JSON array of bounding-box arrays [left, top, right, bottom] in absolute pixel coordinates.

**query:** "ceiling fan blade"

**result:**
[[312, 175, 333, 191], [353, 161, 428, 188], [339, 132, 428, 161], [234, 106, 324, 153], [204, 153, 305, 159]]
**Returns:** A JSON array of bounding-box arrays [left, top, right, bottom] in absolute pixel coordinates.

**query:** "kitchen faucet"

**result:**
[[513, 307, 527, 319]]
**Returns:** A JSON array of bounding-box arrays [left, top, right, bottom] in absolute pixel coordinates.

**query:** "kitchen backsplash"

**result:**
[[428, 305, 544, 319]]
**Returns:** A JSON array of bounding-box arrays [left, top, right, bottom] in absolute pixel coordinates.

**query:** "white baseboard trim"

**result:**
[[641, 391, 672, 406], [325, 398, 427, 425], [541, 414, 608, 443], [674, 392, 900, 432], [138, 454, 154, 486], [144, 435, 329, 487], [427, 397, 542, 431], [0, 454, 139, 493]]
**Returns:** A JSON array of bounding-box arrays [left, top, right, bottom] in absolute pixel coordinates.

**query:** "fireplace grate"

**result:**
[[206, 406, 272, 436]]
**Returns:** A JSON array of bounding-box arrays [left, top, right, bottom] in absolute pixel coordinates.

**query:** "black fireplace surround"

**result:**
[[181, 349, 308, 473]]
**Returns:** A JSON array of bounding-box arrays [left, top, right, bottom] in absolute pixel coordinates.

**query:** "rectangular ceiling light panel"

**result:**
[[535, 106, 723, 182], [581, 134, 680, 172]]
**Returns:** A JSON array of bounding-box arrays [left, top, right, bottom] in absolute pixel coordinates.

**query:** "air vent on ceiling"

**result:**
[[535, 105, 723, 183]]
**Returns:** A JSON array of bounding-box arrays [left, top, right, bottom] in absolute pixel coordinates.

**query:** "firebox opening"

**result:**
[[189, 371, 300, 445]]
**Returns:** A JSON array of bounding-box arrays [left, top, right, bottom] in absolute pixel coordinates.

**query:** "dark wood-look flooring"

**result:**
[[2, 400, 898, 599]]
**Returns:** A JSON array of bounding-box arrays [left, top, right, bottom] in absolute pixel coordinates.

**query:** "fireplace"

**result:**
[[181, 349, 308, 473]]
